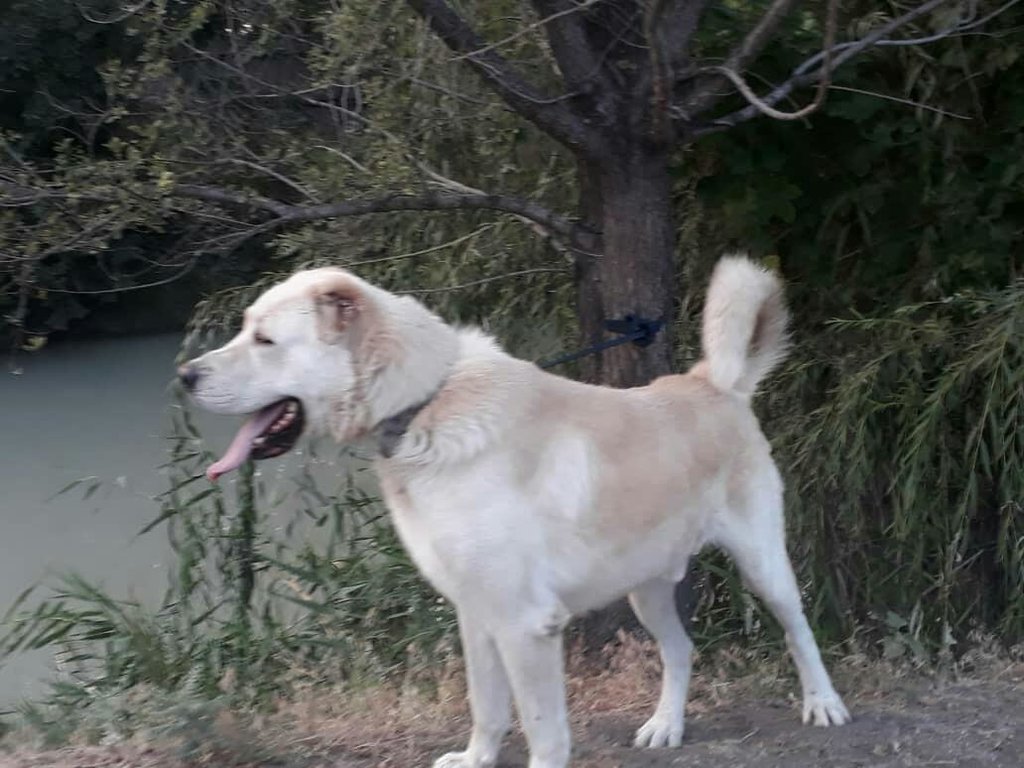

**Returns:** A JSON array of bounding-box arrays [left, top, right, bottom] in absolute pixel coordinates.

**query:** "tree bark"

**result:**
[[575, 149, 676, 385], [572, 147, 691, 649]]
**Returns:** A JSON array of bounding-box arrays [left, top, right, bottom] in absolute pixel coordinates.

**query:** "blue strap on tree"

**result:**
[[538, 315, 664, 370]]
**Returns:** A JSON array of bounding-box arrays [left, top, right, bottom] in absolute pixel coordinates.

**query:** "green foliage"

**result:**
[[692, 1, 1024, 308], [688, 282, 1024, 656], [0, 1, 133, 148], [787, 285, 1024, 641], [0, 402, 455, 741], [1, 0, 578, 359], [675, 3, 1024, 656]]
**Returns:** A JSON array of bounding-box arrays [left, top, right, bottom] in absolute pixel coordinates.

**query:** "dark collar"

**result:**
[[374, 393, 438, 459]]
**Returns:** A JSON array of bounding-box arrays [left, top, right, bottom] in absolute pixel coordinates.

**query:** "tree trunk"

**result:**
[[575, 150, 676, 386], [572, 148, 695, 649]]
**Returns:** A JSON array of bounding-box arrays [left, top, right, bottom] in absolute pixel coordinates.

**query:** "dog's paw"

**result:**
[[633, 713, 684, 749], [802, 690, 851, 726], [433, 751, 492, 768]]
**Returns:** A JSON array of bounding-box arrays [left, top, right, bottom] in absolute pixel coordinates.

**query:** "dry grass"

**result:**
[[3, 636, 1022, 768]]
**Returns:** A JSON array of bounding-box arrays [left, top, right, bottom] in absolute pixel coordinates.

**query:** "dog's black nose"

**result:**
[[178, 364, 201, 391]]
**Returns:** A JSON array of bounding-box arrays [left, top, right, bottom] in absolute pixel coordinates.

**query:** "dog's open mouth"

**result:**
[[206, 398, 305, 482]]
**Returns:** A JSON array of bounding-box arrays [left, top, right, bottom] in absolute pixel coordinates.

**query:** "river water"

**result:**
[[0, 333, 360, 707]]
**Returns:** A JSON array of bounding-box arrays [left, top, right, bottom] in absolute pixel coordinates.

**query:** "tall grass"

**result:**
[[694, 281, 1024, 658]]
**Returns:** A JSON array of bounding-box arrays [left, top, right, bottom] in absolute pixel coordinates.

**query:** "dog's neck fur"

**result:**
[[361, 293, 460, 457], [373, 328, 509, 465]]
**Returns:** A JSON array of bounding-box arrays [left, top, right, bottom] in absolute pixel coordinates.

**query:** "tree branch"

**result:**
[[644, 0, 714, 141], [404, 0, 597, 154], [175, 184, 599, 251], [827, 84, 972, 120], [398, 266, 568, 295], [649, 0, 714, 72], [529, 1, 615, 101], [178, 40, 524, 211], [679, 0, 801, 119], [690, 0, 994, 135], [694, 0, 840, 124]]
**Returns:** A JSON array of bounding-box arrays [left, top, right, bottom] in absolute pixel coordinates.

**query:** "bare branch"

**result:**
[[174, 184, 598, 251], [696, 0, 840, 123], [310, 145, 370, 175], [178, 40, 564, 215], [352, 224, 497, 267], [407, 76, 493, 105], [529, 1, 615, 97], [459, 1, 598, 64], [37, 260, 199, 295], [404, 0, 596, 153], [680, 0, 801, 118], [644, 0, 714, 141], [828, 85, 972, 120], [647, 0, 713, 71], [691, 0, 1002, 135], [0, 179, 112, 208], [398, 267, 567, 295], [790, 0, 1017, 73], [76, 0, 155, 25], [218, 159, 320, 203], [415, 162, 573, 255], [175, 184, 294, 217], [6, 261, 34, 372]]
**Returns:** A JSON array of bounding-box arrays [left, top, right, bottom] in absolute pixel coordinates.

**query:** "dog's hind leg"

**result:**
[[717, 479, 850, 727], [433, 617, 512, 768], [628, 578, 694, 748]]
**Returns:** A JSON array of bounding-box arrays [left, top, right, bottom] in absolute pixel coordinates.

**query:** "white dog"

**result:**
[[180, 255, 849, 768]]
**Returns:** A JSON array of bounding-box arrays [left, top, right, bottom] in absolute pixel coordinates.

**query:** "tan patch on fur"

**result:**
[[418, 365, 495, 431], [302, 273, 406, 440], [310, 273, 365, 342], [523, 372, 749, 543]]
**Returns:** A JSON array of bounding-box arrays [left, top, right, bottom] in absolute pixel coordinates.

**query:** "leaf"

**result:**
[[136, 504, 182, 538], [1, 584, 37, 625], [45, 476, 99, 502]]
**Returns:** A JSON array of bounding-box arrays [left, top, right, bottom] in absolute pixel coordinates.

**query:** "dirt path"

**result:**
[[568, 678, 1022, 767], [387, 676, 1021, 768], [344, 655, 1024, 768]]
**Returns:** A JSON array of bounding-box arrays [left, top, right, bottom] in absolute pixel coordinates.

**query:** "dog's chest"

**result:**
[[376, 474, 475, 601], [376, 456, 550, 603]]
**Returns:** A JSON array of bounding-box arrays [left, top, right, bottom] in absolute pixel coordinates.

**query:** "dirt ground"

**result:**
[[3, 643, 1022, 768], [401, 674, 1024, 768], [534, 678, 1022, 767]]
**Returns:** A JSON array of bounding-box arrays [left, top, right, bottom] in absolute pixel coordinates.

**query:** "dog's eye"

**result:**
[[254, 331, 274, 346]]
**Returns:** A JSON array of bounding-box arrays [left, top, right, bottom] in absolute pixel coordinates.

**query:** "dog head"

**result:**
[[178, 268, 458, 480]]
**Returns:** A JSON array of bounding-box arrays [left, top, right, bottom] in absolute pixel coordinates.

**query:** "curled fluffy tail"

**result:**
[[700, 255, 789, 396]]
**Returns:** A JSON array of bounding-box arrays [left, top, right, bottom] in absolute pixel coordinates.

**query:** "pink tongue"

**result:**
[[206, 401, 289, 482]]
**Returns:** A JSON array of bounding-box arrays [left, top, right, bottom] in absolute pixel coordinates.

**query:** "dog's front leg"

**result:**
[[434, 616, 512, 768], [494, 621, 571, 768]]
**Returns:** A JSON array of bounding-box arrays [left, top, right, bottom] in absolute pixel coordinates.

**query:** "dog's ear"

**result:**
[[312, 277, 363, 341]]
